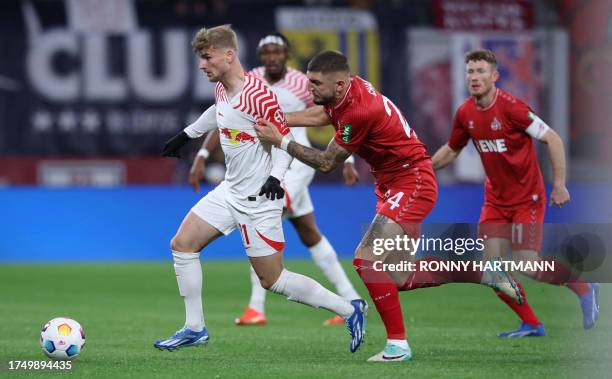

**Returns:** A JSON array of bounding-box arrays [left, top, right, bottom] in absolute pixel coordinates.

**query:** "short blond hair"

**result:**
[[191, 25, 237, 54]]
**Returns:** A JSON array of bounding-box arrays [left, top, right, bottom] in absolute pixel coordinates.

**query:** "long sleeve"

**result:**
[[184, 105, 217, 138]]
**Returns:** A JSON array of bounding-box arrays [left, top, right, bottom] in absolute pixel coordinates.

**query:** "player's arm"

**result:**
[[539, 128, 570, 207], [431, 144, 462, 170], [342, 154, 359, 185], [188, 129, 220, 192], [516, 106, 570, 207], [255, 118, 350, 173], [433, 109, 468, 170], [162, 105, 217, 157], [285, 105, 331, 127]]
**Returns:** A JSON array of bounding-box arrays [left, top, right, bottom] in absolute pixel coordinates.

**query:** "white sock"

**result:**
[[309, 236, 360, 300], [248, 265, 266, 314], [387, 339, 409, 350], [172, 251, 205, 331], [269, 269, 354, 318]]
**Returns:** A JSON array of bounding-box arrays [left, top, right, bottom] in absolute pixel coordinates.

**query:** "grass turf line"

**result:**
[[0, 261, 610, 378]]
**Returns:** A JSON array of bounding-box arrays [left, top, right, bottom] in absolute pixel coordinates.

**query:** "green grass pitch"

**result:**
[[1, 261, 609, 378]]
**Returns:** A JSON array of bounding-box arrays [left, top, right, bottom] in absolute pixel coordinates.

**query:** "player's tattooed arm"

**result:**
[[287, 138, 351, 173]]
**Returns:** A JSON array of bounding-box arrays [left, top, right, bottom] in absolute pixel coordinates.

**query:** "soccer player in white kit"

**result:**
[[153, 25, 367, 353], [189, 33, 361, 327]]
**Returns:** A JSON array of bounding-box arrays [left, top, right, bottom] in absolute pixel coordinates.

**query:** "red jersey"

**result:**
[[448, 88, 546, 207], [324, 76, 430, 184]]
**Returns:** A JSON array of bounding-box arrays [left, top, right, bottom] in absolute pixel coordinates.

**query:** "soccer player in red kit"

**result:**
[[256, 50, 522, 361], [432, 49, 600, 336]]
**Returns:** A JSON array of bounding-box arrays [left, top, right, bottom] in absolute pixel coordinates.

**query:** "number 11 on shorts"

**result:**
[[240, 224, 251, 247]]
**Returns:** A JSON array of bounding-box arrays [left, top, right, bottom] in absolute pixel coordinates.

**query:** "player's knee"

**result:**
[[170, 234, 198, 253], [259, 275, 278, 290]]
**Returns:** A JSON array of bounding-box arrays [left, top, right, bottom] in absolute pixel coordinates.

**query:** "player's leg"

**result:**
[[354, 213, 411, 361], [241, 208, 367, 353], [290, 212, 360, 300], [154, 183, 235, 350], [284, 182, 359, 325], [509, 202, 599, 329], [234, 265, 267, 326], [480, 239, 544, 337], [360, 165, 437, 362]]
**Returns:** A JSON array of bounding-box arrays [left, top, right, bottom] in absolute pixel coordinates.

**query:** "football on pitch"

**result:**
[[40, 317, 85, 360]]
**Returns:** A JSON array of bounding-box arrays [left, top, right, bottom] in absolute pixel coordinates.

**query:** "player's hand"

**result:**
[[254, 118, 283, 146], [259, 176, 285, 200], [162, 131, 190, 158], [343, 162, 360, 186], [188, 156, 206, 192], [549, 185, 570, 208]]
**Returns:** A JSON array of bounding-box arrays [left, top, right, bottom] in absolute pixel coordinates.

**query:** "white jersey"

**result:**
[[249, 67, 315, 180], [183, 74, 292, 210]]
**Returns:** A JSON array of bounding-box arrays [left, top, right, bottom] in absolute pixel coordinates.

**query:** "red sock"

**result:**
[[353, 258, 405, 340], [530, 259, 590, 297], [494, 274, 540, 326]]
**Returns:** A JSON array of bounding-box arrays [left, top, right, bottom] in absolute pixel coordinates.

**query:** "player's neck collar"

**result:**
[[475, 88, 498, 111]]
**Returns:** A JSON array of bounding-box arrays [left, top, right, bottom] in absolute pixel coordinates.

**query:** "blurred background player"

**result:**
[[431, 49, 600, 336], [154, 25, 367, 353], [188, 32, 361, 326]]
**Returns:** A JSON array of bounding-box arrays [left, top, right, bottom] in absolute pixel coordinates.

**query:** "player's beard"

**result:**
[[313, 94, 334, 105]]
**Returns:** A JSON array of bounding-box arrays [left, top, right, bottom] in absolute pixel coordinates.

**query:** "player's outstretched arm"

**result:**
[[431, 144, 461, 170], [285, 105, 331, 127], [539, 129, 570, 207], [163, 105, 217, 158], [254, 118, 350, 173], [188, 129, 220, 192]]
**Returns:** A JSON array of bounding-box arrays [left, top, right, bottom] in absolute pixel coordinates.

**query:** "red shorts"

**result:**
[[478, 197, 545, 252], [375, 162, 438, 238]]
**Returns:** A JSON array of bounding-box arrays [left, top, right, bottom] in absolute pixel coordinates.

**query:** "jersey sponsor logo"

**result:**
[[341, 124, 353, 143], [468, 120, 475, 129], [220, 127, 256, 144], [491, 117, 502, 131], [475, 138, 507, 153]]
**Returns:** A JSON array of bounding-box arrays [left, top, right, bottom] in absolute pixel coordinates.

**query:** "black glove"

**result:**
[[162, 131, 190, 158], [259, 176, 285, 200]]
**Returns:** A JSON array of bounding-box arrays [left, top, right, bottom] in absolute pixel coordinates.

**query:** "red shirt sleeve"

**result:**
[[507, 99, 534, 132], [260, 95, 290, 136], [447, 108, 470, 151], [333, 107, 371, 153]]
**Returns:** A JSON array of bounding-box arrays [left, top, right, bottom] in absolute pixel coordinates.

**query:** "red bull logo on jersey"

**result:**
[[220, 128, 256, 144], [475, 139, 507, 153]]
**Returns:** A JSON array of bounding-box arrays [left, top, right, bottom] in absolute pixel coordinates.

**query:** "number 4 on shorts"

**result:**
[[386, 192, 405, 210]]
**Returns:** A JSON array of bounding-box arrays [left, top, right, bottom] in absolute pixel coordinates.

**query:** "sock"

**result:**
[[309, 236, 360, 300], [494, 274, 540, 326], [248, 266, 266, 313], [388, 339, 409, 349], [172, 250, 205, 331], [269, 269, 354, 317], [354, 258, 406, 340], [527, 258, 590, 297]]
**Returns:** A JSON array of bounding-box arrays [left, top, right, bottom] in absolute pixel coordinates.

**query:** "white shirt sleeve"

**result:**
[[270, 133, 294, 180], [525, 112, 551, 140], [184, 105, 217, 138]]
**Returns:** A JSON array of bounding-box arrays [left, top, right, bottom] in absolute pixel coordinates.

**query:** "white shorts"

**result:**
[[283, 165, 315, 219], [191, 181, 285, 257]]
